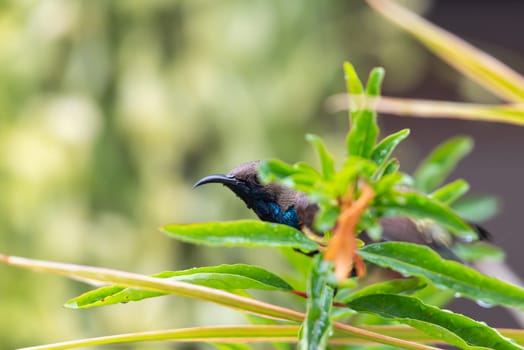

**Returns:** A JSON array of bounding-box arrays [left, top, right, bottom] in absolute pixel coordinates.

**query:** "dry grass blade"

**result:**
[[1, 253, 442, 350], [367, 0, 524, 102], [327, 94, 524, 126]]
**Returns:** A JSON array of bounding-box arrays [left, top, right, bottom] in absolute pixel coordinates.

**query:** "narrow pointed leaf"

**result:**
[[347, 110, 379, 159], [300, 254, 334, 350], [430, 179, 470, 204], [347, 294, 522, 350], [358, 242, 524, 309], [344, 62, 379, 159], [382, 158, 400, 176], [358, 210, 383, 242], [339, 278, 426, 304], [414, 136, 473, 193], [339, 156, 378, 184], [366, 67, 385, 97], [344, 62, 364, 97], [162, 220, 318, 251], [259, 160, 321, 193], [259, 159, 299, 182], [452, 242, 505, 262], [66, 264, 293, 309], [154, 265, 293, 290], [374, 172, 403, 196], [306, 134, 335, 180], [452, 195, 499, 222], [377, 190, 476, 240], [295, 161, 322, 177], [371, 129, 410, 167], [412, 282, 455, 309], [367, 0, 524, 102], [314, 201, 340, 233]]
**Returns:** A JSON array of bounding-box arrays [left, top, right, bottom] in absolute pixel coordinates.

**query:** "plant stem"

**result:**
[[2, 253, 440, 350]]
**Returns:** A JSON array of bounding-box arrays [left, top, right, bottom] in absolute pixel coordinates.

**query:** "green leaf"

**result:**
[[337, 156, 378, 189], [366, 67, 385, 97], [259, 159, 299, 182], [359, 211, 383, 241], [155, 265, 293, 291], [258, 159, 321, 193], [344, 63, 380, 159], [412, 282, 455, 308], [295, 161, 323, 177], [381, 158, 400, 177], [331, 307, 357, 321], [343, 62, 364, 97], [374, 172, 403, 196], [339, 278, 426, 304], [414, 136, 473, 193], [162, 220, 318, 251], [306, 134, 335, 180], [452, 195, 499, 222], [300, 254, 334, 350], [347, 110, 379, 159], [371, 129, 410, 167], [66, 264, 293, 308], [452, 242, 505, 262], [314, 201, 340, 233], [430, 179, 470, 204], [377, 190, 476, 240], [347, 294, 522, 350], [358, 242, 524, 309]]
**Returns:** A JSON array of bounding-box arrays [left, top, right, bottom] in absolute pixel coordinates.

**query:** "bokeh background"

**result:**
[[1, 1, 523, 349]]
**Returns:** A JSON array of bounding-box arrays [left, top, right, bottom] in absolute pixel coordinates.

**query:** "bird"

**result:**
[[193, 160, 487, 259], [195, 161, 524, 325]]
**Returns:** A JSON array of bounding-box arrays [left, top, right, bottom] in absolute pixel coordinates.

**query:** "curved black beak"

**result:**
[[193, 174, 238, 188]]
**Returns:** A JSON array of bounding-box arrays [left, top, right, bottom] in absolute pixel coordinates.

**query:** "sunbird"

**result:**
[[194, 160, 489, 260], [194, 160, 524, 324]]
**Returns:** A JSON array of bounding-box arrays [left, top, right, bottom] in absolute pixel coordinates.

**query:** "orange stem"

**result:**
[[325, 182, 374, 282]]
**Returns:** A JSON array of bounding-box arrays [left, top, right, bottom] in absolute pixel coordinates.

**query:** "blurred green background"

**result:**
[[1, 1, 523, 349]]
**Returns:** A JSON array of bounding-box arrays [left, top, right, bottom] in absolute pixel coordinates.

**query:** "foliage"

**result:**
[[2, 1, 524, 350]]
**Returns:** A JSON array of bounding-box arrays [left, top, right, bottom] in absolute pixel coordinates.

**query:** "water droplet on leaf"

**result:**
[[476, 300, 494, 308]]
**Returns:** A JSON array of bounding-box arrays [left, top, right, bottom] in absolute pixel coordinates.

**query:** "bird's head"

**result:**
[[194, 161, 306, 228], [194, 161, 267, 205]]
